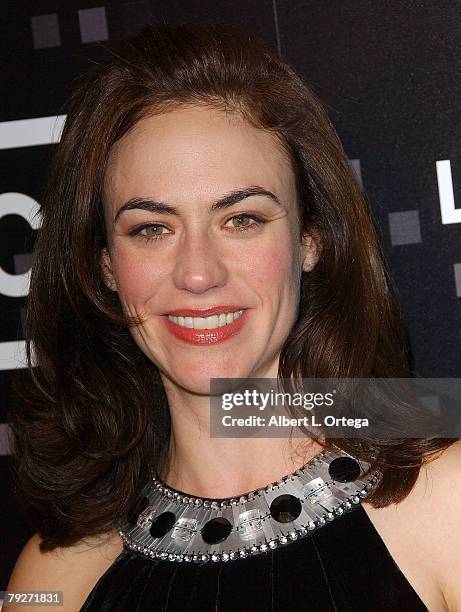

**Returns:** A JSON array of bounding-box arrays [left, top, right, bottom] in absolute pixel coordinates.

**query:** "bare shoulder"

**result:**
[[4, 528, 124, 611], [363, 439, 461, 611], [418, 439, 461, 611]]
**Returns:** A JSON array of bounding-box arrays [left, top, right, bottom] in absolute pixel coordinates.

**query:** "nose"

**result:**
[[171, 229, 228, 294]]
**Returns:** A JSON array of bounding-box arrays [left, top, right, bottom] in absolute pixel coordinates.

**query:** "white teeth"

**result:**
[[167, 310, 244, 329]]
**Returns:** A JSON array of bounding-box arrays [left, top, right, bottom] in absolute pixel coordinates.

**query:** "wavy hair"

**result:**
[[9, 22, 455, 551]]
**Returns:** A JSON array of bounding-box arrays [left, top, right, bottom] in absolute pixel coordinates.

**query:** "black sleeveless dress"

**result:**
[[79, 504, 427, 611]]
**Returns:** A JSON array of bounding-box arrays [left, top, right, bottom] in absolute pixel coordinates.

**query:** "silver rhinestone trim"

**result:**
[[118, 447, 382, 564]]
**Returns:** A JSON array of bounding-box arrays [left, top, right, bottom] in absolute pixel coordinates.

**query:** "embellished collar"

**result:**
[[117, 446, 382, 564]]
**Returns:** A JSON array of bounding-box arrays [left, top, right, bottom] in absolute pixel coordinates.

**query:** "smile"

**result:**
[[162, 309, 250, 345], [167, 310, 244, 330]]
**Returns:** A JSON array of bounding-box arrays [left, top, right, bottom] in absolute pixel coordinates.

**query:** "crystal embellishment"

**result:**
[[270, 494, 302, 523], [237, 509, 264, 539], [328, 456, 361, 482], [149, 511, 176, 538], [136, 505, 156, 529], [171, 517, 198, 542], [118, 446, 383, 564], [201, 517, 233, 544], [302, 477, 333, 505]]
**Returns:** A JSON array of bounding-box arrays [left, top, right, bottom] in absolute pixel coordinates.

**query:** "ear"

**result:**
[[100, 247, 117, 292], [300, 230, 321, 273]]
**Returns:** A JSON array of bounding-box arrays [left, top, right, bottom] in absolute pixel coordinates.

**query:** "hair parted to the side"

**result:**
[[8, 22, 455, 551]]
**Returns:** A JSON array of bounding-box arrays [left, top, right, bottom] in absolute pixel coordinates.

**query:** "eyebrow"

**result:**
[[113, 185, 284, 225]]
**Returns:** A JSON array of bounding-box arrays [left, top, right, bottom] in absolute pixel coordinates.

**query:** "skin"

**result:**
[[100, 104, 324, 496]]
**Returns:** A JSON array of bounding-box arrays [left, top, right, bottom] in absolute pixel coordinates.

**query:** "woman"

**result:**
[[6, 22, 461, 611]]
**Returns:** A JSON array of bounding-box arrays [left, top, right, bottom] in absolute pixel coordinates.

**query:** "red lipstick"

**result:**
[[162, 309, 250, 345]]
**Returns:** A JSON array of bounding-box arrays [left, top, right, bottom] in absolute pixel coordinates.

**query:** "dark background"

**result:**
[[1, 0, 460, 588]]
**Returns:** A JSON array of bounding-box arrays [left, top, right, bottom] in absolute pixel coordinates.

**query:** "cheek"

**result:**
[[244, 241, 297, 295], [112, 251, 163, 308]]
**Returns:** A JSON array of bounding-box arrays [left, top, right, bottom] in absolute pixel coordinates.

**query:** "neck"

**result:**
[[159, 429, 325, 499], [157, 367, 325, 498]]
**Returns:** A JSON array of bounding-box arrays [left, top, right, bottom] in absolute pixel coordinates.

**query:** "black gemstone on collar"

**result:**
[[149, 511, 177, 538], [201, 517, 233, 544], [328, 457, 361, 482], [127, 495, 149, 526], [270, 494, 302, 523]]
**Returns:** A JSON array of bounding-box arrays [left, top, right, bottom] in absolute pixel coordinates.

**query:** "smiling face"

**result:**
[[101, 104, 318, 395]]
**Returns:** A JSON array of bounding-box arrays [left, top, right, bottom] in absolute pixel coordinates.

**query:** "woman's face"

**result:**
[[101, 105, 318, 395]]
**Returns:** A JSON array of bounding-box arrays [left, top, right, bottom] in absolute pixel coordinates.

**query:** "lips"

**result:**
[[162, 308, 251, 345]]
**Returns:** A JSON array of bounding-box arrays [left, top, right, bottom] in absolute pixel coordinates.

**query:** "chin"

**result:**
[[163, 361, 255, 395]]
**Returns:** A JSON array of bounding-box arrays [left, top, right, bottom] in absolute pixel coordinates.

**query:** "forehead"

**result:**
[[103, 105, 296, 209]]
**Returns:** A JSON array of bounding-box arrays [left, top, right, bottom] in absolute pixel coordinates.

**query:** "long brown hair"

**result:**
[[9, 22, 455, 551]]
